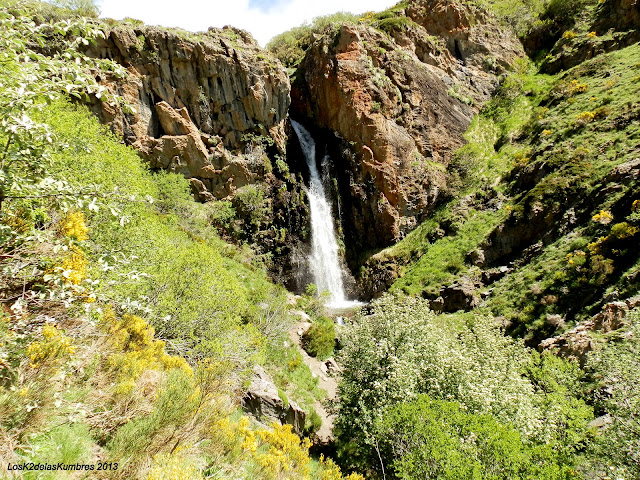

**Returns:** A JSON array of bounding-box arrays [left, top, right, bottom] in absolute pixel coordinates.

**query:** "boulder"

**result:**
[[242, 366, 305, 435], [431, 280, 479, 312]]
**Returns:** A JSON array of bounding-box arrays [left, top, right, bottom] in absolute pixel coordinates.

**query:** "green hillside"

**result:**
[[1, 0, 639, 479]]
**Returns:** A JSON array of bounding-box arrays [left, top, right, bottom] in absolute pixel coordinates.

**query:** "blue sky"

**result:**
[[248, 0, 291, 13], [100, 0, 399, 46]]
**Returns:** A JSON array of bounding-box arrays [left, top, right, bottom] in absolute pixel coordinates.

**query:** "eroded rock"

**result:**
[[292, 0, 524, 256], [539, 300, 638, 366], [430, 280, 479, 312], [84, 25, 290, 200], [242, 366, 305, 435]]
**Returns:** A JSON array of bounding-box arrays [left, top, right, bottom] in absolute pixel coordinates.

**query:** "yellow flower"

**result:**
[[60, 211, 88, 241], [592, 210, 613, 225], [26, 324, 75, 368]]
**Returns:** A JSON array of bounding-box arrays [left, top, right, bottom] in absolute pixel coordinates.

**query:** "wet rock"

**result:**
[[242, 366, 305, 435]]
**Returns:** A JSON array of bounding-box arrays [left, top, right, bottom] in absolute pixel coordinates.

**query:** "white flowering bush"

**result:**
[[586, 308, 640, 479], [335, 294, 592, 472]]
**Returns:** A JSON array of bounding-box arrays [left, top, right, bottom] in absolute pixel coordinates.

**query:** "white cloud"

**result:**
[[100, 0, 399, 46]]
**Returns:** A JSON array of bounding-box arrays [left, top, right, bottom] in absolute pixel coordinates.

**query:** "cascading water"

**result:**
[[291, 120, 361, 309]]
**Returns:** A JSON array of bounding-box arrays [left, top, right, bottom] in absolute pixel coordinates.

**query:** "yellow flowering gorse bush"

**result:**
[[60, 211, 88, 241], [101, 309, 191, 394], [250, 422, 312, 479], [58, 211, 89, 285], [26, 324, 75, 368], [592, 210, 613, 225], [575, 111, 596, 124], [568, 80, 588, 96]]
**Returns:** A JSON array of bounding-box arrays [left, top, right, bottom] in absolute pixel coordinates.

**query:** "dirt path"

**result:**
[[288, 319, 339, 443]]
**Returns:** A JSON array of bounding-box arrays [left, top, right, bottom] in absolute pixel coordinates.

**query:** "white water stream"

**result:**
[[291, 120, 362, 309]]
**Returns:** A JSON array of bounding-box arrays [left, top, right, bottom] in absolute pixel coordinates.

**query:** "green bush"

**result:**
[[376, 395, 575, 480], [302, 317, 335, 360], [304, 409, 322, 436], [267, 12, 360, 68], [233, 184, 267, 228], [49, 0, 100, 17], [586, 308, 640, 478], [374, 16, 417, 35], [335, 295, 592, 471]]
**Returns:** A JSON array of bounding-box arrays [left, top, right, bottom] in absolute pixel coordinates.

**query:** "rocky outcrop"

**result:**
[[80, 25, 314, 289], [85, 25, 290, 200], [479, 158, 640, 267], [539, 299, 640, 366], [429, 279, 480, 312], [242, 366, 306, 435], [291, 0, 524, 257]]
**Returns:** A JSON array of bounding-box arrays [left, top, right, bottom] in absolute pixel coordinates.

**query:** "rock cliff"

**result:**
[[82, 24, 311, 289], [85, 25, 290, 198], [291, 0, 523, 259]]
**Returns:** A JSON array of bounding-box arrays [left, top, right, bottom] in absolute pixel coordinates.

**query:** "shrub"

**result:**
[[108, 368, 204, 467], [592, 210, 613, 224], [145, 449, 201, 480], [586, 309, 640, 478], [575, 110, 596, 125], [305, 409, 322, 436], [49, 0, 100, 17], [302, 317, 335, 360], [233, 184, 267, 228], [335, 295, 592, 471], [374, 16, 417, 35], [242, 422, 312, 478], [101, 309, 191, 394], [267, 12, 360, 67], [375, 395, 574, 480], [26, 324, 75, 369]]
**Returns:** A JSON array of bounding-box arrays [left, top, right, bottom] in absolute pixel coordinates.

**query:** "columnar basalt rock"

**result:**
[[85, 25, 291, 199]]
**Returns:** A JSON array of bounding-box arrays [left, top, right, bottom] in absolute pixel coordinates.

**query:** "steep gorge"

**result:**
[[81, 0, 524, 298], [292, 0, 523, 260]]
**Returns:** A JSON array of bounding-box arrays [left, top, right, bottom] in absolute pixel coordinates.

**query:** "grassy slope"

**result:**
[[1, 96, 340, 478], [383, 43, 639, 340]]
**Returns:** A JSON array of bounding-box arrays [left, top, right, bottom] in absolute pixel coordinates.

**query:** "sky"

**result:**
[[100, 0, 399, 47]]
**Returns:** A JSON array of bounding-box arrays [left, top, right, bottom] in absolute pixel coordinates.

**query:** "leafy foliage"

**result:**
[[586, 309, 640, 478], [267, 12, 360, 68], [376, 395, 575, 480], [335, 295, 592, 472], [302, 316, 336, 360]]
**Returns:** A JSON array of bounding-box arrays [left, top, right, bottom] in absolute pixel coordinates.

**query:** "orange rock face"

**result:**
[[292, 0, 523, 253]]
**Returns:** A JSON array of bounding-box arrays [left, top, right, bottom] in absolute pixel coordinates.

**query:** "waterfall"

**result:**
[[291, 120, 361, 308]]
